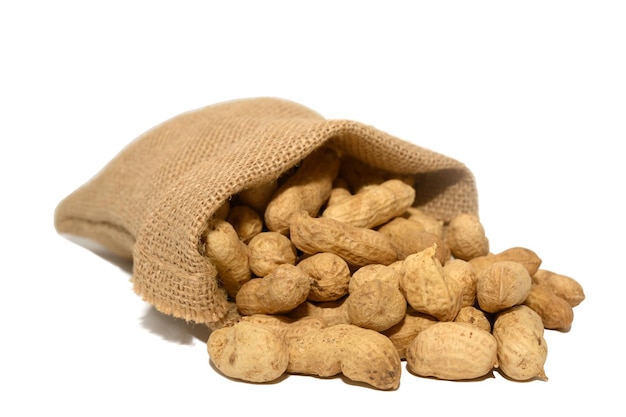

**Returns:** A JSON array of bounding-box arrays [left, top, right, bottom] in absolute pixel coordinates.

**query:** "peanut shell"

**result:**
[[297, 252, 351, 302], [476, 261, 532, 313], [470, 247, 542, 276], [443, 258, 478, 308], [454, 306, 492, 333], [398, 245, 462, 321], [524, 284, 574, 331], [493, 305, 548, 381], [445, 213, 490, 261], [403, 207, 445, 239], [406, 322, 498, 380], [240, 314, 328, 342], [247, 231, 297, 277], [532, 269, 585, 307], [322, 179, 416, 229], [346, 279, 407, 332], [288, 298, 351, 326], [349, 263, 401, 293], [265, 147, 340, 235], [287, 324, 402, 390], [290, 211, 398, 268], [236, 264, 310, 315], [227, 204, 263, 243], [207, 321, 289, 383], [382, 308, 438, 359], [203, 219, 251, 298]]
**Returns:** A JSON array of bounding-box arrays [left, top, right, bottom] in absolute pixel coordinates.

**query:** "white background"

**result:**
[[2, 1, 624, 415]]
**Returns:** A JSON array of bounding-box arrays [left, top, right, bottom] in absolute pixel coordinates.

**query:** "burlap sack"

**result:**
[[54, 97, 478, 329]]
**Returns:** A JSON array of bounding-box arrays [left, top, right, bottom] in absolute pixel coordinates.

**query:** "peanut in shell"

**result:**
[[349, 263, 401, 293], [493, 305, 548, 381], [406, 321, 498, 381], [287, 324, 402, 390], [236, 264, 310, 315], [297, 252, 351, 302], [532, 269, 585, 307], [288, 298, 351, 326], [382, 308, 438, 359], [443, 258, 478, 308], [476, 261, 532, 313], [445, 213, 490, 261], [454, 306, 492, 333], [227, 204, 263, 243], [290, 211, 398, 268], [264, 147, 340, 235], [207, 321, 289, 383], [247, 231, 297, 277], [203, 219, 251, 298], [346, 279, 407, 332], [524, 284, 574, 331], [470, 247, 542, 276], [321, 179, 416, 229], [398, 245, 462, 321]]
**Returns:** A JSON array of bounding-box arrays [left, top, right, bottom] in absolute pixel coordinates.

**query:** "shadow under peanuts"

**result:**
[[63, 234, 212, 344], [63, 234, 133, 275], [140, 305, 212, 344]]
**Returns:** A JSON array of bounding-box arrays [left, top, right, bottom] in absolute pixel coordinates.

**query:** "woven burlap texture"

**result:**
[[54, 97, 478, 328]]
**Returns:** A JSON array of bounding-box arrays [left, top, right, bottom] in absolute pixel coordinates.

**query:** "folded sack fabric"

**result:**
[[54, 97, 478, 329]]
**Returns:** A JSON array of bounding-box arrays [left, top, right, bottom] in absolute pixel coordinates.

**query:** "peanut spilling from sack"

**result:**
[[203, 146, 585, 390]]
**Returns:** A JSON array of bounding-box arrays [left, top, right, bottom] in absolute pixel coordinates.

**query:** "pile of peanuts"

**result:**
[[203, 147, 585, 390]]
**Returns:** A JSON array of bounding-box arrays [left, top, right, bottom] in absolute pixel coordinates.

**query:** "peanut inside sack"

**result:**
[[54, 97, 478, 329]]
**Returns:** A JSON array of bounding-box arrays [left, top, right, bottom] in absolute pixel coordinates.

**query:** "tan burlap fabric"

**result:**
[[54, 97, 478, 328]]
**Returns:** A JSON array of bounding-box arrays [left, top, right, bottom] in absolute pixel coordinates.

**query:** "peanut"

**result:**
[[398, 245, 462, 321], [454, 306, 492, 333], [403, 207, 445, 239], [346, 279, 407, 332], [493, 305, 548, 381], [238, 180, 277, 215], [470, 247, 542, 276], [476, 261, 532, 313], [203, 219, 251, 298], [382, 308, 438, 359], [235, 264, 310, 315], [296, 252, 351, 302], [443, 258, 478, 308], [406, 322, 498, 381], [524, 284, 574, 331], [321, 179, 416, 229], [264, 147, 340, 235], [240, 314, 328, 342], [377, 217, 424, 259], [227, 204, 263, 243], [247, 231, 297, 277], [466, 253, 495, 274], [290, 211, 398, 268], [287, 298, 351, 326], [349, 263, 401, 294], [498, 247, 542, 276], [532, 269, 585, 307], [287, 324, 402, 390], [326, 177, 352, 207], [207, 321, 289, 383], [445, 213, 490, 261], [378, 217, 450, 263]]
